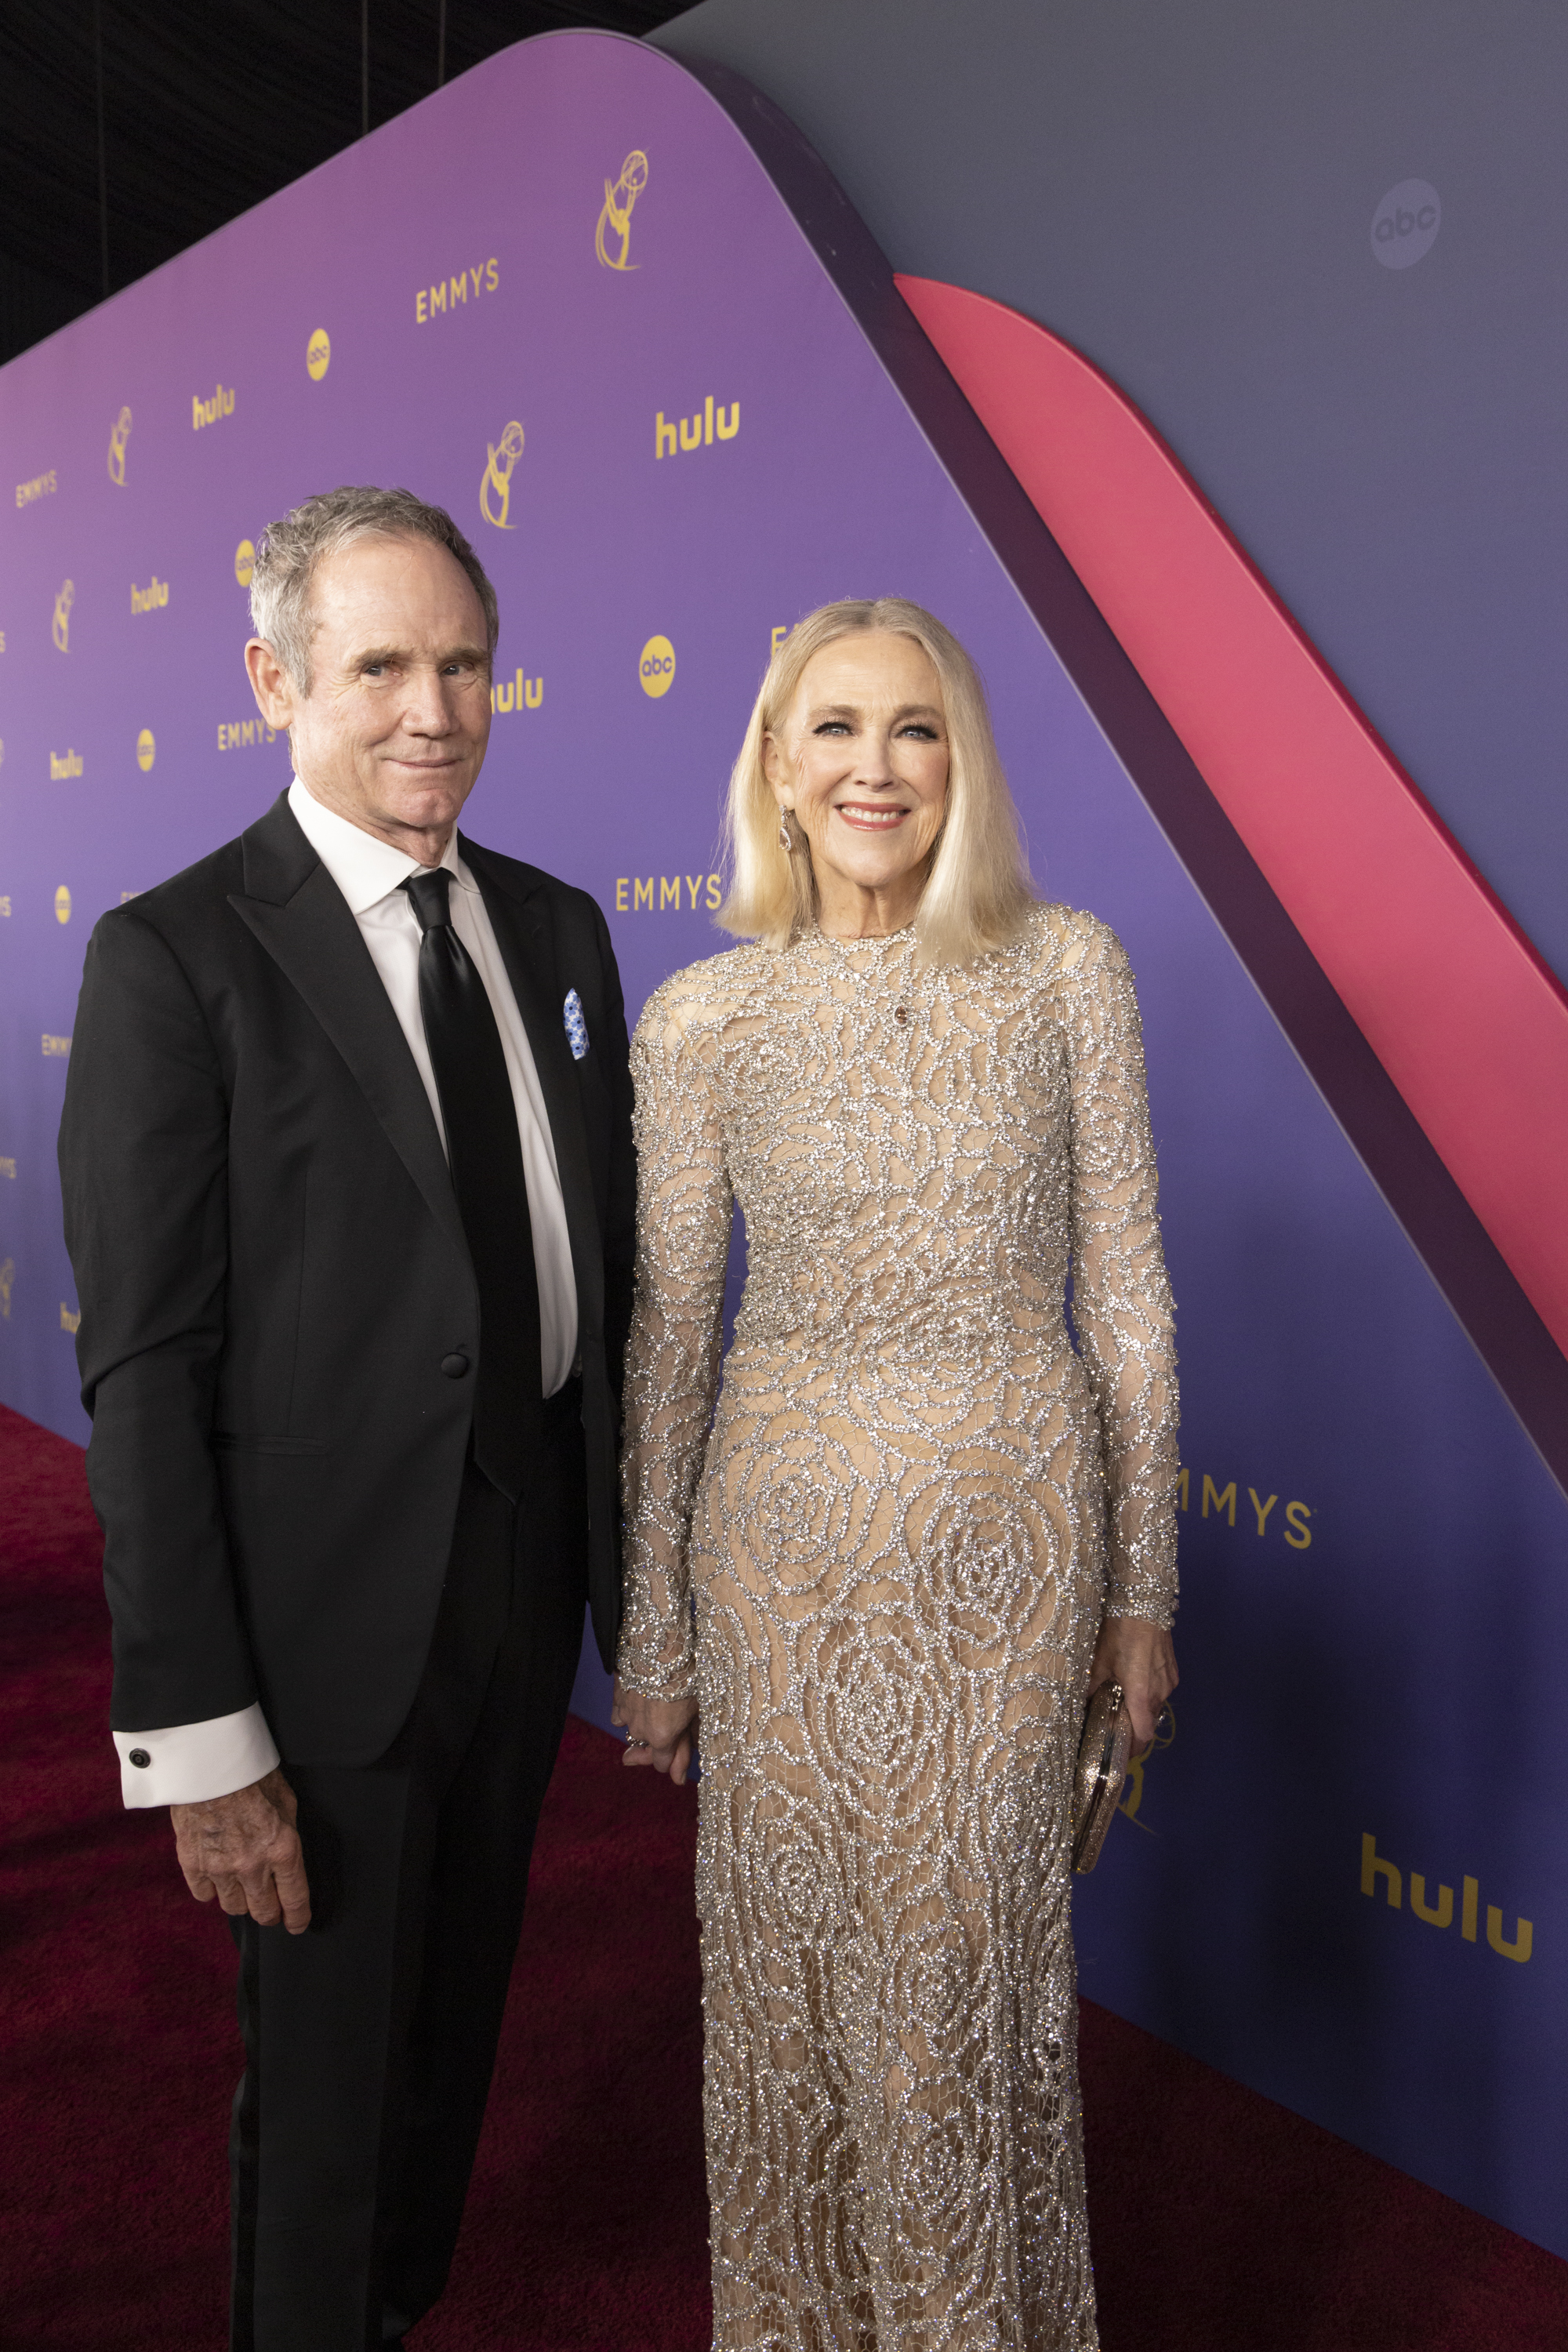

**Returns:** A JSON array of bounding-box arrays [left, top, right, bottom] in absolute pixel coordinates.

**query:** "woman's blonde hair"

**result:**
[[717, 597, 1036, 967]]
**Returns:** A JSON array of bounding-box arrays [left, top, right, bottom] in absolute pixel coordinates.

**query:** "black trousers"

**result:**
[[227, 1387, 588, 2352]]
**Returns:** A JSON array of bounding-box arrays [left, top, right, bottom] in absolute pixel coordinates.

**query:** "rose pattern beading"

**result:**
[[619, 905, 1178, 2350]]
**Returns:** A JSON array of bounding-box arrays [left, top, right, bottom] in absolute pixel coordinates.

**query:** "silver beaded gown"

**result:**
[[615, 903, 1179, 2352]]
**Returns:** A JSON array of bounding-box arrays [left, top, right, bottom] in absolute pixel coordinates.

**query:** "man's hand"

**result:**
[[610, 1676, 698, 1786], [1087, 1614, 1178, 1748], [171, 1766, 311, 1933]]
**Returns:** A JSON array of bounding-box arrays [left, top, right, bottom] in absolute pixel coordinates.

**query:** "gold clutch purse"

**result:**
[[1072, 1681, 1133, 1874]]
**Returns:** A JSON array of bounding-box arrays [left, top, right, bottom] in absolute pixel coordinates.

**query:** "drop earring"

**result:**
[[778, 806, 793, 854]]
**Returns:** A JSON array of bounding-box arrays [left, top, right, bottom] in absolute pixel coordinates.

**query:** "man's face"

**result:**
[[250, 534, 492, 853]]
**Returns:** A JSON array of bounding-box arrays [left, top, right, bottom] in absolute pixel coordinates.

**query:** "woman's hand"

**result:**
[[611, 1675, 698, 1786], [1087, 1615, 1178, 1748]]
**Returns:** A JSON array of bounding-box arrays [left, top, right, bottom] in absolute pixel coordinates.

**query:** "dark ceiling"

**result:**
[[0, 2, 688, 368]]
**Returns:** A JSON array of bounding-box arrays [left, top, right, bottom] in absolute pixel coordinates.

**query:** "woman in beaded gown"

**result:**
[[612, 601, 1179, 2352]]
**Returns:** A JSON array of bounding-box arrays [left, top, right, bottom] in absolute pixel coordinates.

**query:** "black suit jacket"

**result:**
[[58, 792, 636, 1765]]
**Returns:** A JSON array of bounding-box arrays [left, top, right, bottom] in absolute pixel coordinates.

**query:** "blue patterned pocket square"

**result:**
[[563, 988, 590, 1061]]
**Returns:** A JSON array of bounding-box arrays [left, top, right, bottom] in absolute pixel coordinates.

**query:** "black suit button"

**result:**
[[128, 1748, 151, 1769], [441, 1352, 470, 1379]]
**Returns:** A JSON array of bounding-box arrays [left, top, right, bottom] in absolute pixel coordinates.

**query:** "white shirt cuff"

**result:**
[[114, 1704, 281, 1808]]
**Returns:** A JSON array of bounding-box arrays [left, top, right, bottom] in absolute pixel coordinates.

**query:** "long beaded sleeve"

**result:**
[[615, 980, 734, 1700], [1065, 919, 1180, 1627], [608, 910, 1175, 2349]]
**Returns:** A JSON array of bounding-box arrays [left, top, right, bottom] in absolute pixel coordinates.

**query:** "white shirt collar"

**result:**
[[287, 775, 474, 915]]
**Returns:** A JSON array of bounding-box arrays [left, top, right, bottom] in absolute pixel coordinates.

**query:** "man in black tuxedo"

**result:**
[[58, 486, 636, 2350]]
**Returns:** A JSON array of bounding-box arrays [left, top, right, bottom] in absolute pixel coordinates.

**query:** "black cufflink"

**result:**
[[128, 1748, 151, 1768]]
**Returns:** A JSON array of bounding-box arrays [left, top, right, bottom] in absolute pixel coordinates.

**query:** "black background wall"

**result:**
[[0, 3, 682, 364]]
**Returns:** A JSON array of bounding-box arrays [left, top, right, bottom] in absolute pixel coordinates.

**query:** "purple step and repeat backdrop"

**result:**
[[2, 27, 1564, 2257]]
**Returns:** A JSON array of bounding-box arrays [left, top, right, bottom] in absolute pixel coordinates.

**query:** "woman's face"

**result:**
[[764, 632, 950, 919]]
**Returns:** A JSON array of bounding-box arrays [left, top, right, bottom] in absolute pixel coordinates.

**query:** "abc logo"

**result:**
[[307, 328, 332, 382], [54, 886, 71, 926], [639, 634, 676, 699], [1371, 180, 1440, 270], [136, 730, 155, 773], [234, 539, 255, 588]]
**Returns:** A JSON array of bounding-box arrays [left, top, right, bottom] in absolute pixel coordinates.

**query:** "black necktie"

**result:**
[[403, 866, 541, 1500]]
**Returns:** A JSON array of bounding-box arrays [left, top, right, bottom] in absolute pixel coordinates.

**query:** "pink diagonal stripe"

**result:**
[[896, 274, 1568, 1357]]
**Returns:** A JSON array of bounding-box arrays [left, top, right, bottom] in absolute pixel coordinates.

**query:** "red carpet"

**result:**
[[3, 1399, 1565, 2350]]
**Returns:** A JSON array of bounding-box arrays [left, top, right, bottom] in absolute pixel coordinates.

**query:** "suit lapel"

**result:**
[[230, 797, 467, 1269], [464, 840, 606, 1340]]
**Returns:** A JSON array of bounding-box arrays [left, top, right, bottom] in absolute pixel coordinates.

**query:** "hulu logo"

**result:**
[[489, 668, 542, 716], [655, 396, 739, 458], [193, 383, 236, 430], [1361, 1833, 1531, 1962]]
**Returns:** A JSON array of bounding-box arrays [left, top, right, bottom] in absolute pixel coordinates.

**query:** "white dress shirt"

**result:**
[[114, 777, 579, 1808]]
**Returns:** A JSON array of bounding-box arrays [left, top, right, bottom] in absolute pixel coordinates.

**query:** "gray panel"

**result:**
[[655, 0, 1568, 987]]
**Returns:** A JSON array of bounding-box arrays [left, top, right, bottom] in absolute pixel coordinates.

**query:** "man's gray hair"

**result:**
[[249, 485, 499, 692]]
